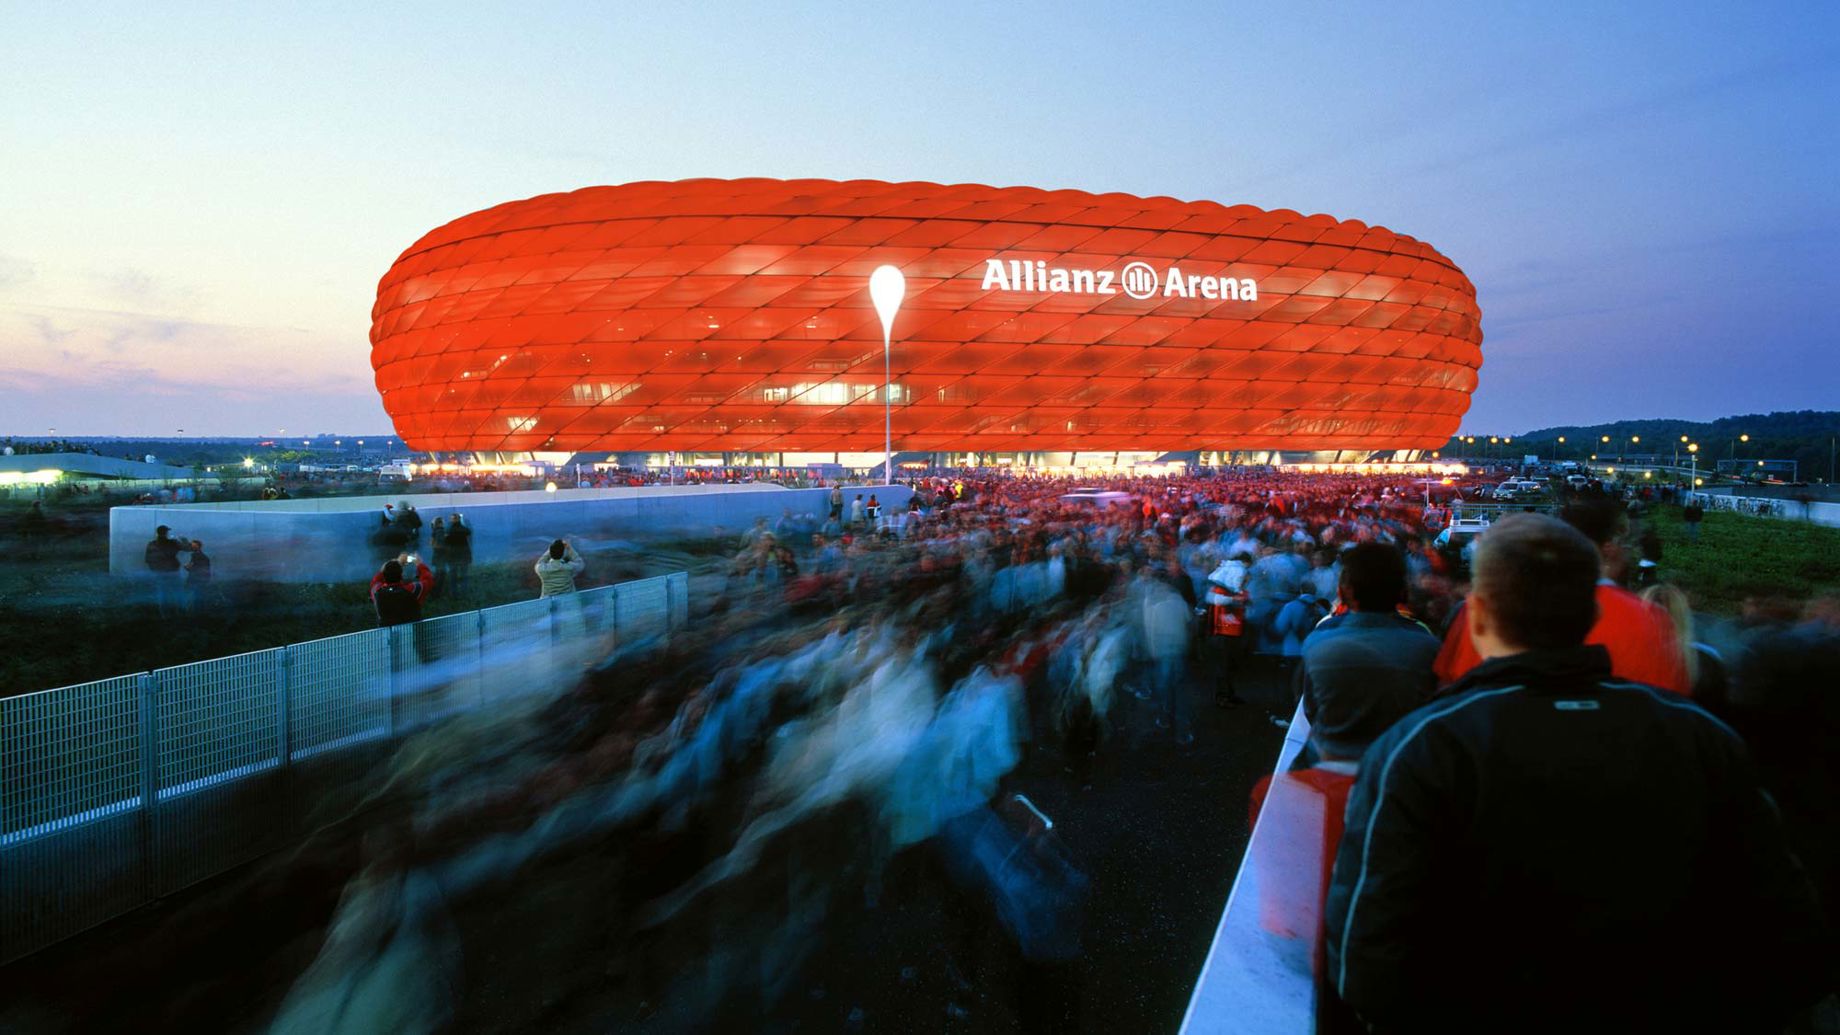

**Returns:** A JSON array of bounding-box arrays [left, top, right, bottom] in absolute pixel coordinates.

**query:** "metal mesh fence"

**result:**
[[0, 570, 687, 963], [153, 651, 285, 894], [154, 650, 282, 794], [1, 676, 142, 840], [1, 677, 147, 960], [615, 575, 671, 642], [479, 597, 557, 705], [287, 629, 391, 761], [396, 611, 483, 732]]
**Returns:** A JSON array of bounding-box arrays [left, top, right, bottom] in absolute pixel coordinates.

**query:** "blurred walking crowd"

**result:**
[[259, 469, 1834, 1032]]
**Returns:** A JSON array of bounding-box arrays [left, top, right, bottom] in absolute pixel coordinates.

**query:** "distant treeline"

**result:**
[[1445, 410, 1840, 481]]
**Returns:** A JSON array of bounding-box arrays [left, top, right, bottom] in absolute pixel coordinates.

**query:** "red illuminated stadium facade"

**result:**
[[370, 179, 1482, 464]]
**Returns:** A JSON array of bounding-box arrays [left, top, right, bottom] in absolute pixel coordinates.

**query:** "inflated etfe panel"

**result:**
[[370, 179, 1482, 452]]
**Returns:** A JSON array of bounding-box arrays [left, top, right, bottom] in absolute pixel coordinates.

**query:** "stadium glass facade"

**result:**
[[370, 179, 1482, 458]]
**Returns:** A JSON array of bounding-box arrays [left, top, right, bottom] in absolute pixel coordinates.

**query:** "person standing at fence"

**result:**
[[445, 514, 473, 596], [430, 515, 447, 580], [370, 555, 434, 627], [1683, 499, 1704, 542], [184, 538, 214, 610], [536, 538, 585, 597], [144, 524, 186, 616]]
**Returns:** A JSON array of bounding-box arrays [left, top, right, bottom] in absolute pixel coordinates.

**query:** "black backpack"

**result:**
[[373, 581, 422, 626]]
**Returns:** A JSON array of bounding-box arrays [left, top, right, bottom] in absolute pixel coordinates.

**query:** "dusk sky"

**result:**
[[3, 2, 1835, 438]]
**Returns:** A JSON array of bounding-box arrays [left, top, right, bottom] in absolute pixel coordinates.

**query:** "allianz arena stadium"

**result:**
[[369, 179, 1482, 463]]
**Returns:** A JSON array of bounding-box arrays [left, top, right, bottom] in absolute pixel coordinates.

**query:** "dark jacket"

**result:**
[[1297, 611, 1438, 760], [369, 562, 434, 627], [444, 522, 472, 560], [144, 536, 184, 573], [1324, 645, 1830, 1033]]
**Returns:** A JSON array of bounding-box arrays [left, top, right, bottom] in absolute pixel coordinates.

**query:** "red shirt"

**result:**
[[1434, 583, 1691, 694]]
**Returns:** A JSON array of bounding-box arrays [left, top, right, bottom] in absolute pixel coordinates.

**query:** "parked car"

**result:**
[[1435, 516, 1491, 549], [1492, 478, 1544, 500]]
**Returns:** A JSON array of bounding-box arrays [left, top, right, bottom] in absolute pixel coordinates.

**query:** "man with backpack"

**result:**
[[370, 555, 434, 627]]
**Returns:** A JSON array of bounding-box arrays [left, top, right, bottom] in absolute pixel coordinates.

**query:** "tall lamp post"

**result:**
[[1688, 442, 1699, 489], [869, 265, 907, 487]]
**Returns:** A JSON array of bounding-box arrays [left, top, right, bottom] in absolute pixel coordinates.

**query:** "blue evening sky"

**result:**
[[2, 2, 1835, 436]]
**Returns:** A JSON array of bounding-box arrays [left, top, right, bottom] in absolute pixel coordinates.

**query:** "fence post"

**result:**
[[664, 576, 677, 633], [386, 625, 401, 738], [549, 597, 562, 646], [275, 648, 291, 768], [137, 671, 160, 898], [476, 608, 488, 706]]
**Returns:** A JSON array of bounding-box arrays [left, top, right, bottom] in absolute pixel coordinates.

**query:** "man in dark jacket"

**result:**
[[145, 524, 186, 615], [1324, 513, 1829, 1033], [370, 556, 434, 627], [443, 514, 473, 596], [1295, 542, 1438, 764]]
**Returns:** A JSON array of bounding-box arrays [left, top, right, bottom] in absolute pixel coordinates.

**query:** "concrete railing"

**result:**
[[1687, 491, 1840, 528], [109, 483, 913, 582], [0, 571, 688, 965], [1181, 702, 1318, 1033]]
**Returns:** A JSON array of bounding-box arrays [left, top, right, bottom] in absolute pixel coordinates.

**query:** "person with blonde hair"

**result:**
[[1640, 583, 1727, 706]]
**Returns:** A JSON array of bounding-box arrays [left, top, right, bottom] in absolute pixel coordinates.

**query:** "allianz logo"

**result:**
[[979, 257, 1259, 302]]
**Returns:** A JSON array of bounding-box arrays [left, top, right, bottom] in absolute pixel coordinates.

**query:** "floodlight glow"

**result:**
[[869, 265, 905, 343], [545, 481, 558, 493], [870, 264, 906, 487], [242, 457, 255, 469]]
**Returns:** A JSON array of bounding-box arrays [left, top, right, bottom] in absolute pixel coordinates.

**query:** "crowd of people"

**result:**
[[252, 466, 1838, 1031]]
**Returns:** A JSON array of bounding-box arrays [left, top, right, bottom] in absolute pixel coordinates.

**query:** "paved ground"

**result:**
[[0, 654, 1292, 1034]]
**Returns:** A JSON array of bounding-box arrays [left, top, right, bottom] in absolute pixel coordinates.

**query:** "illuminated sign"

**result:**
[[980, 257, 1258, 302]]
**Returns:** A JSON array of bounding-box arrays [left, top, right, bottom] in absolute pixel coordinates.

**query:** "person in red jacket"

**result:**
[[1434, 497, 1689, 694], [369, 554, 434, 627]]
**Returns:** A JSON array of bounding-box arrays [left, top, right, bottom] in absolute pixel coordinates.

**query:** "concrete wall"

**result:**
[[110, 483, 912, 583], [1687, 491, 1840, 529]]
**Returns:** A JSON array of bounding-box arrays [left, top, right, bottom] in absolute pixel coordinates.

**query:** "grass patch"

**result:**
[[0, 499, 727, 696], [1644, 505, 1840, 615]]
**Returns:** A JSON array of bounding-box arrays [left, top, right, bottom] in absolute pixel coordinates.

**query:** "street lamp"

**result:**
[[869, 265, 906, 486], [1557, 435, 1566, 462], [1688, 442, 1699, 487]]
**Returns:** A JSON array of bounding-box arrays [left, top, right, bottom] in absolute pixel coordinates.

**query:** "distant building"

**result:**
[[0, 452, 210, 486]]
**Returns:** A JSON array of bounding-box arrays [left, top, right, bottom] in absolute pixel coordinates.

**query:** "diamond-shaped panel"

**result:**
[[372, 178, 1483, 451]]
